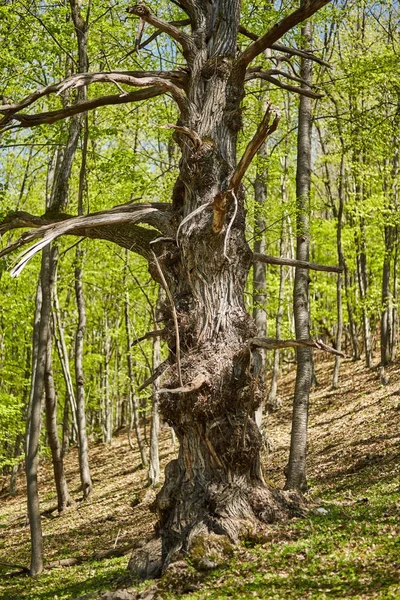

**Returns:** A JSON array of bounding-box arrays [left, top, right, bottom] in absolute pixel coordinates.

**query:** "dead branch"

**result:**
[[251, 337, 347, 358], [238, 25, 331, 68], [138, 19, 191, 50], [150, 250, 183, 386], [163, 124, 201, 148], [158, 373, 207, 394], [0, 203, 174, 266], [138, 359, 170, 391], [131, 329, 165, 346], [127, 4, 194, 59], [238, 0, 332, 67], [253, 253, 343, 273], [0, 88, 164, 131], [0, 70, 185, 115], [229, 103, 280, 192], [271, 43, 331, 68], [211, 106, 279, 234], [248, 73, 323, 99]]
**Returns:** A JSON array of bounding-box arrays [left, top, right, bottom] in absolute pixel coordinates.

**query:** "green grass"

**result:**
[[0, 556, 136, 600], [1, 480, 399, 599], [173, 480, 400, 600]]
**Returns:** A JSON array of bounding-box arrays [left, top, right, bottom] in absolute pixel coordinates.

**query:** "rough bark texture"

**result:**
[[252, 137, 268, 428], [129, 0, 305, 576], [284, 18, 313, 492]]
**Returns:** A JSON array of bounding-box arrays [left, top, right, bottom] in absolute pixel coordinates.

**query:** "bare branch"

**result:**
[[0, 71, 186, 115], [270, 43, 332, 68], [138, 18, 191, 50], [138, 359, 170, 391], [127, 4, 194, 60], [229, 103, 280, 191], [238, 25, 331, 68], [0, 88, 164, 131], [247, 67, 318, 88], [150, 250, 183, 387], [238, 0, 332, 67], [253, 253, 343, 273], [0, 203, 175, 267], [162, 124, 201, 148], [131, 329, 165, 346], [158, 373, 207, 394], [246, 71, 323, 99], [251, 337, 347, 358]]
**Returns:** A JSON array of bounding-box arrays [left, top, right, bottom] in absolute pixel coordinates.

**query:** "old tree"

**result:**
[[0, 0, 334, 577]]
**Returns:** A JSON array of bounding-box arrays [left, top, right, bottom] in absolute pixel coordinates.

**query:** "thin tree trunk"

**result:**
[[381, 147, 398, 366], [268, 213, 287, 407], [148, 298, 161, 486], [74, 245, 92, 497], [44, 247, 71, 511], [103, 318, 112, 444], [285, 17, 313, 492], [124, 278, 148, 466], [9, 433, 23, 496], [26, 249, 54, 576], [62, 393, 71, 456], [252, 148, 267, 429], [355, 214, 372, 367], [52, 286, 78, 439], [332, 152, 345, 387]]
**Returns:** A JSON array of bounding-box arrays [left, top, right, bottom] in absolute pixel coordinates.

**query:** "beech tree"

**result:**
[[0, 0, 343, 576]]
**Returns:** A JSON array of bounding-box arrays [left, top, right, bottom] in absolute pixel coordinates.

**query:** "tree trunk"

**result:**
[[128, 5, 301, 573], [285, 18, 313, 492], [355, 215, 372, 367], [124, 284, 148, 466], [44, 246, 71, 511], [26, 250, 54, 576], [268, 213, 287, 407], [252, 120, 268, 429], [332, 152, 345, 388], [74, 245, 92, 498], [148, 301, 161, 487], [381, 147, 398, 366]]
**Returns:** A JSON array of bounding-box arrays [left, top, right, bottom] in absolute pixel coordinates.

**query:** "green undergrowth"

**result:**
[[174, 479, 400, 600], [1, 478, 399, 600], [0, 555, 140, 600]]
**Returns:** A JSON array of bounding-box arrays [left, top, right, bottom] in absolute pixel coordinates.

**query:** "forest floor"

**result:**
[[0, 356, 399, 600]]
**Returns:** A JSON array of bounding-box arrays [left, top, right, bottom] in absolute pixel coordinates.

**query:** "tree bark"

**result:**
[[285, 17, 313, 492], [381, 147, 398, 366], [74, 245, 92, 498], [124, 282, 148, 466], [252, 134, 268, 429], [148, 297, 162, 486], [26, 250, 53, 576], [44, 246, 71, 511], [332, 152, 345, 388]]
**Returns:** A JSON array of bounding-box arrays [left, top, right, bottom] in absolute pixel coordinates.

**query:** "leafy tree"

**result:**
[[0, 0, 344, 577]]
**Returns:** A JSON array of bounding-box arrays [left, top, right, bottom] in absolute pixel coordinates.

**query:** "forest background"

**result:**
[[0, 0, 399, 597]]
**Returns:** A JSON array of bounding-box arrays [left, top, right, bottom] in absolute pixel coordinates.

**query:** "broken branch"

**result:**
[[253, 253, 343, 273], [127, 4, 194, 60], [251, 337, 347, 357], [229, 103, 280, 192], [158, 373, 207, 394]]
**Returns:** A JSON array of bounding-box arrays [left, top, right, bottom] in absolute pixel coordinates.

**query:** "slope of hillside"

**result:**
[[0, 357, 399, 600]]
